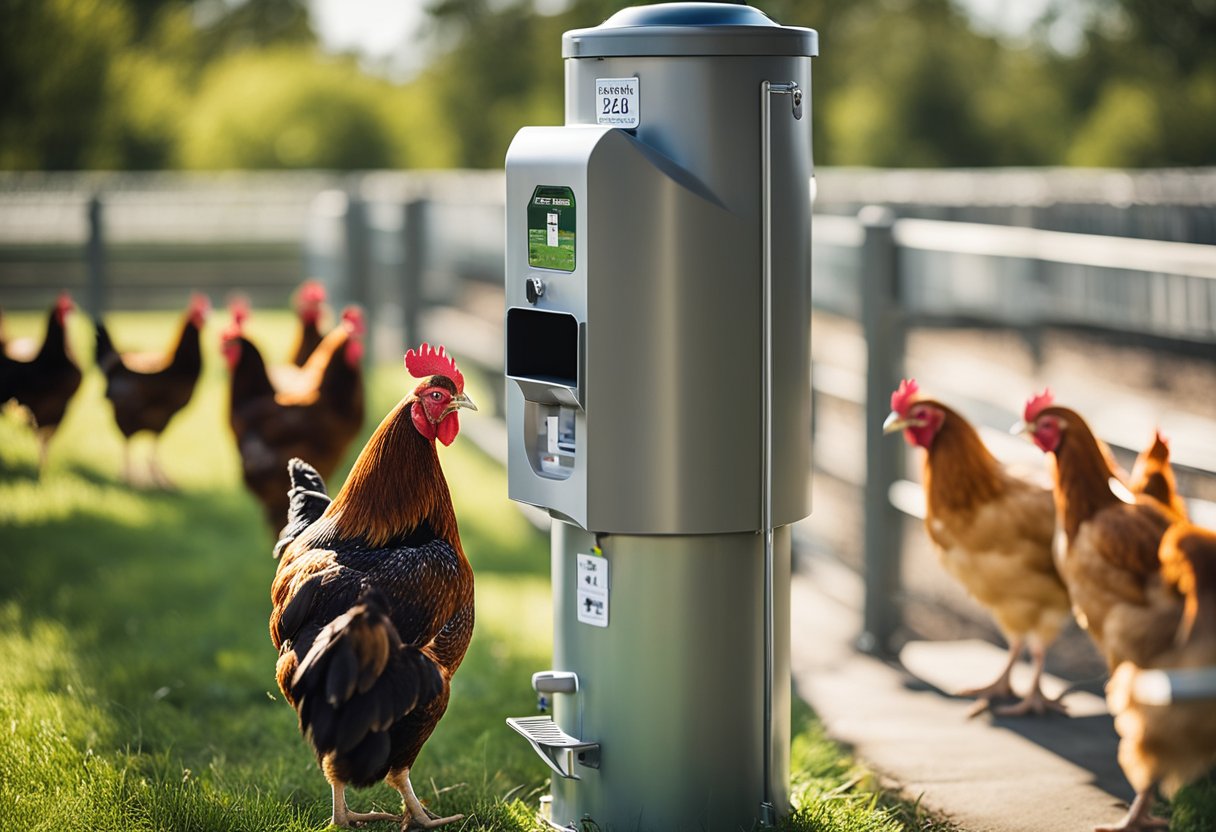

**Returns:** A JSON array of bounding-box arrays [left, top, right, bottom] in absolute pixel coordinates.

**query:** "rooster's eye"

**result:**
[[430, 391, 444, 401]]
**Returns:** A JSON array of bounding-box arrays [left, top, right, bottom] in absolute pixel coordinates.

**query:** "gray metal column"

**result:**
[[859, 206, 905, 655]]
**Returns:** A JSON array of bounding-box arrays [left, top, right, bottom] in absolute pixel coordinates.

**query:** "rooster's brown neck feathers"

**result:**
[[922, 404, 1006, 516], [1044, 406, 1122, 539], [320, 394, 460, 550]]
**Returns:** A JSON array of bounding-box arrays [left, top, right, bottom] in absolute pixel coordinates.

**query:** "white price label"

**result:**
[[576, 553, 609, 628], [596, 77, 640, 129]]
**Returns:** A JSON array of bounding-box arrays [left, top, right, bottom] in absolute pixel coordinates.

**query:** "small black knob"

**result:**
[[525, 276, 545, 305]]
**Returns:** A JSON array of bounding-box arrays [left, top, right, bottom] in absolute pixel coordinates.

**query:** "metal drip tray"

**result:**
[[506, 716, 600, 779]]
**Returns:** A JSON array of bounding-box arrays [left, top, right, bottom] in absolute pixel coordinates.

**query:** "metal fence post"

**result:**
[[401, 197, 426, 351], [86, 194, 106, 317], [858, 205, 906, 655], [344, 185, 371, 341]]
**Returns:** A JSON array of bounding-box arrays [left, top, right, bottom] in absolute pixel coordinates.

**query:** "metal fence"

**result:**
[[813, 208, 1216, 653], [3, 169, 1215, 653]]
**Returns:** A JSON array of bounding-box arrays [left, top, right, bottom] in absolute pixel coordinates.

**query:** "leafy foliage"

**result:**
[[1, 0, 1213, 169], [179, 48, 399, 170]]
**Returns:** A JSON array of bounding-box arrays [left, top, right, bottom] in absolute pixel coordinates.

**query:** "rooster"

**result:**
[[269, 343, 477, 829], [883, 379, 1072, 715], [0, 292, 83, 471], [291, 280, 329, 367], [1101, 522, 1216, 832], [94, 294, 209, 487], [1129, 430, 1187, 521], [1019, 391, 1185, 672], [223, 304, 365, 531]]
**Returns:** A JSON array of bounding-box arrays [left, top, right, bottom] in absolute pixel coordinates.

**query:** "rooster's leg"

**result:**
[[121, 440, 135, 485], [387, 768, 463, 830], [35, 427, 51, 475], [961, 636, 1022, 715], [148, 436, 176, 491], [1094, 786, 1169, 831], [994, 639, 1067, 717], [331, 782, 401, 828]]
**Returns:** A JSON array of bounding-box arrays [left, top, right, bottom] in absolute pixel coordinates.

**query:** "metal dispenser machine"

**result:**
[[505, 3, 816, 830]]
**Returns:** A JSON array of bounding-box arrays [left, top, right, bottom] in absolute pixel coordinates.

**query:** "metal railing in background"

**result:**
[[0, 172, 340, 313], [3, 170, 1215, 652], [814, 209, 1216, 653]]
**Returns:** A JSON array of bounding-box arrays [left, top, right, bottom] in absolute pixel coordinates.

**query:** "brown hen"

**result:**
[[1129, 430, 1187, 521], [223, 304, 365, 531], [884, 379, 1071, 716], [0, 293, 82, 471], [1020, 391, 1185, 673], [94, 294, 209, 487], [1101, 522, 1216, 831]]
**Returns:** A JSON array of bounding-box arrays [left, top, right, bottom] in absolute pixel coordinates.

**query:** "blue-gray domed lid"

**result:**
[[563, 2, 818, 59]]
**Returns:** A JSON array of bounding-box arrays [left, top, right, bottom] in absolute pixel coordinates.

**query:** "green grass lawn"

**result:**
[[0, 308, 964, 831]]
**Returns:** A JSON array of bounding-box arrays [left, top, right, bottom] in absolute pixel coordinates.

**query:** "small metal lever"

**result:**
[[766, 81, 802, 120], [533, 670, 579, 694], [526, 276, 546, 304]]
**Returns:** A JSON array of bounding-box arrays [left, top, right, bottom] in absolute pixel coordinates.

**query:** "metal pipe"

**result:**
[[1131, 666, 1216, 705], [759, 78, 800, 828]]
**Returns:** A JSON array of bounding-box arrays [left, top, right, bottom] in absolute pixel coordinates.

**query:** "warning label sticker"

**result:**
[[576, 553, 609, 628]]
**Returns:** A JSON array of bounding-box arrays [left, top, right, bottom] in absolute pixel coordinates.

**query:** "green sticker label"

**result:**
[[528, 186, 576, 272]]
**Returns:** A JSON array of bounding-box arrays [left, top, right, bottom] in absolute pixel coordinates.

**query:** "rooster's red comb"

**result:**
[[189, 292, 211, 315], [890, 379, 919, 416], [341, 306, 365, 336], [1024, 389, 1054, 422], [297, 280, 326, 306], [405, 342, 463, 393], [55, 291, 74, 313], [228, 296, 250, 327], [220, 321, 242, 344]]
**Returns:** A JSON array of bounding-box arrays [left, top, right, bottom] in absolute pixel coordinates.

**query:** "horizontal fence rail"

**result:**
[[2, 170, 1214, 650]]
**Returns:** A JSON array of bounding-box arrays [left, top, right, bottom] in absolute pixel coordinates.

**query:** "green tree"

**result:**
[[1046, 0, 1216, 165], [0, 0, 133, 169], [179, 48, 398, 169]]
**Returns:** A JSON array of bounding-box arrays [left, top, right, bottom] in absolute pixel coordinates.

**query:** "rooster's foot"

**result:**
[[956, 681, 1014, 700], [148, 460, 177, 491], [392, 769, 463, 830], [331, 783, 401, 829], [403, 811, 463, 831], [1093, 816, 1169, 832], [333, 810, 402, 829], [1094, 788, 1168, 831], [993, 689, 1068, 717]]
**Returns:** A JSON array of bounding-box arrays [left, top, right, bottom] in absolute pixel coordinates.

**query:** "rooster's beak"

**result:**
[[1010, 420, 1030, 437], [882, 411, 908, 434], [451, 392, 478, 413]]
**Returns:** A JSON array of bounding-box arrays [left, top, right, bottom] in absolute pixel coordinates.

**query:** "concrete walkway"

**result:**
[[789, 551, 1135, 832]]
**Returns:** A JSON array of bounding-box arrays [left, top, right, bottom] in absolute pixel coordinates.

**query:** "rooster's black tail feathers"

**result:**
[[93, 318, 121, 374], [273, 458, 331, 558], [290, 587, 443, 786]]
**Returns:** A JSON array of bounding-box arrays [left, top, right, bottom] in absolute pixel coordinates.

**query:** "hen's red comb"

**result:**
[[1024, 389, 1054, 422], [228, 297, 250, 327], [340, 306, 365, 336], [56, 291, 73, 313], [297, 280, 326, 306], [405, 342, 463, 393], [220, 321, 242, 343], [890, 379, 919, 416]]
